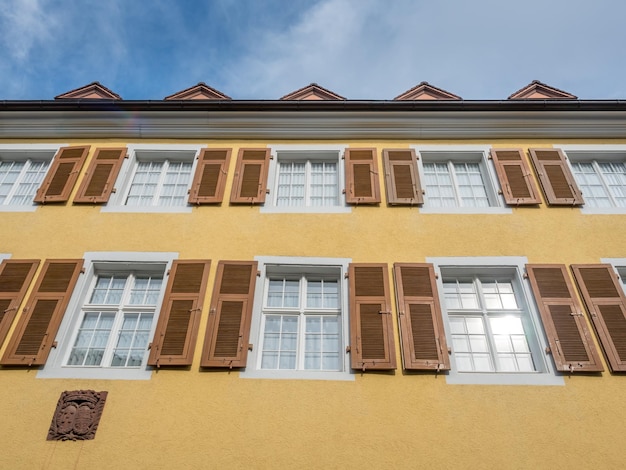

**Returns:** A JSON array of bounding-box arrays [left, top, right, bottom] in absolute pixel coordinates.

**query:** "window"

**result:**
[[0, 146, 59, 210], [557, 146, 626, 212], [262, 145, 349, 213], [261, 272, 341, 370], [414, 146, 508, 213], [104, 145, 201, 212], [571, 158, 626, 208], [67, 272, 163, 368], [428, 257, 562, 385], [38, 252, 176, 380], [241, 256, 353, 380]]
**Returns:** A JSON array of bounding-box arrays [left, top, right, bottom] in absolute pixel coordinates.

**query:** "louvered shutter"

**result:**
[[34, 146, 90, 203], [383, 149, 423, 205], [572, 264, 626, 372], [490, 149, 541, 205], [393, 263, 449, 370], [348, 263, 396, 370], [528, 148, 583, 205], [0, 260, 40, 349], [345, 149, 381, 204], [526, 264, 603, 372], [147, 260, 211, 367], [188, 149, 231, 204], [201, 261, 257, 368], [229, 149, 270, 204], [1, 260, 83, 366], [73, 148, 126, 203]]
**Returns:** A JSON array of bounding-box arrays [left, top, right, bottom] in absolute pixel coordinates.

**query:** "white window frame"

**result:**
[[413, 145, 510, 214], [0, 144, 65, 212], [601, 258, 626, 291], [38, 251, 177, 380], [558, 145, 626, 214], [261, 144, 350, 213], [427, 256, 563, 385], [103, 144, 204, 213], [240, 256, 354, 381]]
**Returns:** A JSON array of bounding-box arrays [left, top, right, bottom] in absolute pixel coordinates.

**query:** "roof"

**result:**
[[394, 82, 462, 100], [55, 82, 122, 100], [280, 83, 346, 100], [508, 80, 577, 100], [164, 83, 231, 100]]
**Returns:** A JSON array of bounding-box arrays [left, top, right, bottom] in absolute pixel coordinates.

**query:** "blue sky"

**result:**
[[1, 0, 625, 100]]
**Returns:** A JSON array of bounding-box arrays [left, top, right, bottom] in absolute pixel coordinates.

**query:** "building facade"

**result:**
[[1, 81, 626, 468]]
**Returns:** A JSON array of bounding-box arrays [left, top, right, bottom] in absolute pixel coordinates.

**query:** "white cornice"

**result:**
[[1, 110, 626, 139]]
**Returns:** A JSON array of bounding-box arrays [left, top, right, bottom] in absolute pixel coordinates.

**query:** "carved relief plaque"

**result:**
[[47, 390, 108, 441]]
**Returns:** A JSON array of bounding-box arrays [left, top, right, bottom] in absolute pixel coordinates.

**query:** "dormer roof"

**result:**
[[394, 82, 462, 100], [55, 82, 122, 100], [164, 82, 231, 100], [508, 80, 577, 100], [280, 83, 346, 101]]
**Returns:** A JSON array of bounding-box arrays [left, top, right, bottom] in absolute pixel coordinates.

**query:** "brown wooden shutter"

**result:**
[[73, 148, 126, 203], [1, 260, 83, 366], [229, 149, 270, 204], [188, 149, 231, 204], [393, 263, 449, 371], [34, 146, 90, 203], [490, 149, 541, 205], [345, 149, 381, 204], [526, 264, 603, 372], [348, 263, 396, 370], [382, 149, 423, 205], [201, 261, 257, 368], [0, 260, 39, 349], [528, 148, 583, 205], [147, 260, 211, 367], [571, 264, 626, 372]]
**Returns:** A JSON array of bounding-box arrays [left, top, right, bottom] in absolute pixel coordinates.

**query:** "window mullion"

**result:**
[[594, 160, 619, 207], [304, 160, 312, 207], [4, 160, 27, 203], [298, 274, 306, 369], [448, 161, 463, 206], [153, 160, 169, 206], [476, 279, 499, 372]]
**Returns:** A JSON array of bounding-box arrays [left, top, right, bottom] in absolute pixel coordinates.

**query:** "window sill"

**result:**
[[0, 204, 39, 212], [239, 368, 355, 381], [260, 205, 351, 214], [445, 371, 564, 386], [37, 365, 153, 380], [579, 207, 626, 215], [101, 205, 193, 214], [419, 206, 512, 215]]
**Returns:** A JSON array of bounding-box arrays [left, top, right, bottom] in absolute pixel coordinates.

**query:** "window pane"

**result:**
[[90, 275, 128, 305], [261, 315, 298, 370], [110, 312, 153, 368], [67, 312, 115, 366]]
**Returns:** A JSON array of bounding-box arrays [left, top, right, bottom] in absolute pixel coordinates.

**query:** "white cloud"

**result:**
[[0, 0, 58, 61], [225, 0, 626, 99]]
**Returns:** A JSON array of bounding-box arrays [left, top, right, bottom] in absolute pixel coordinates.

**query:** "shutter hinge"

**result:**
[[111, 188, 116, 193], [523, 271, 529, 279], [345, 345, 351, 353], [257, 270, 261, 277], [545, 346, 552, 354], [378, 310, 391, 315], [344, 272, 349, 279], [166, 269, 171, 276], [52, 341, 58, 348], [248, 344, 253, 351], [80, 267, 85, 274]]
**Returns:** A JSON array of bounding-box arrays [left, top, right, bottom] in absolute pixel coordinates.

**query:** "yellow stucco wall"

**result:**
[[1, 139, 625, 469]]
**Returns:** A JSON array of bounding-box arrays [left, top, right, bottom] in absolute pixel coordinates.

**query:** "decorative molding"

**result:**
[[280, 83, 346, 100], [47, 390, 108, 441], [55, 82, 121, 100], [164, 82, 231, 100], [394, 82, 462, 100], [508, 80, 577, 100]]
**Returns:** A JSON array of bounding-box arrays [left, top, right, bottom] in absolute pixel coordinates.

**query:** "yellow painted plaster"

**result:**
[[1, 139, 626, 469]]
